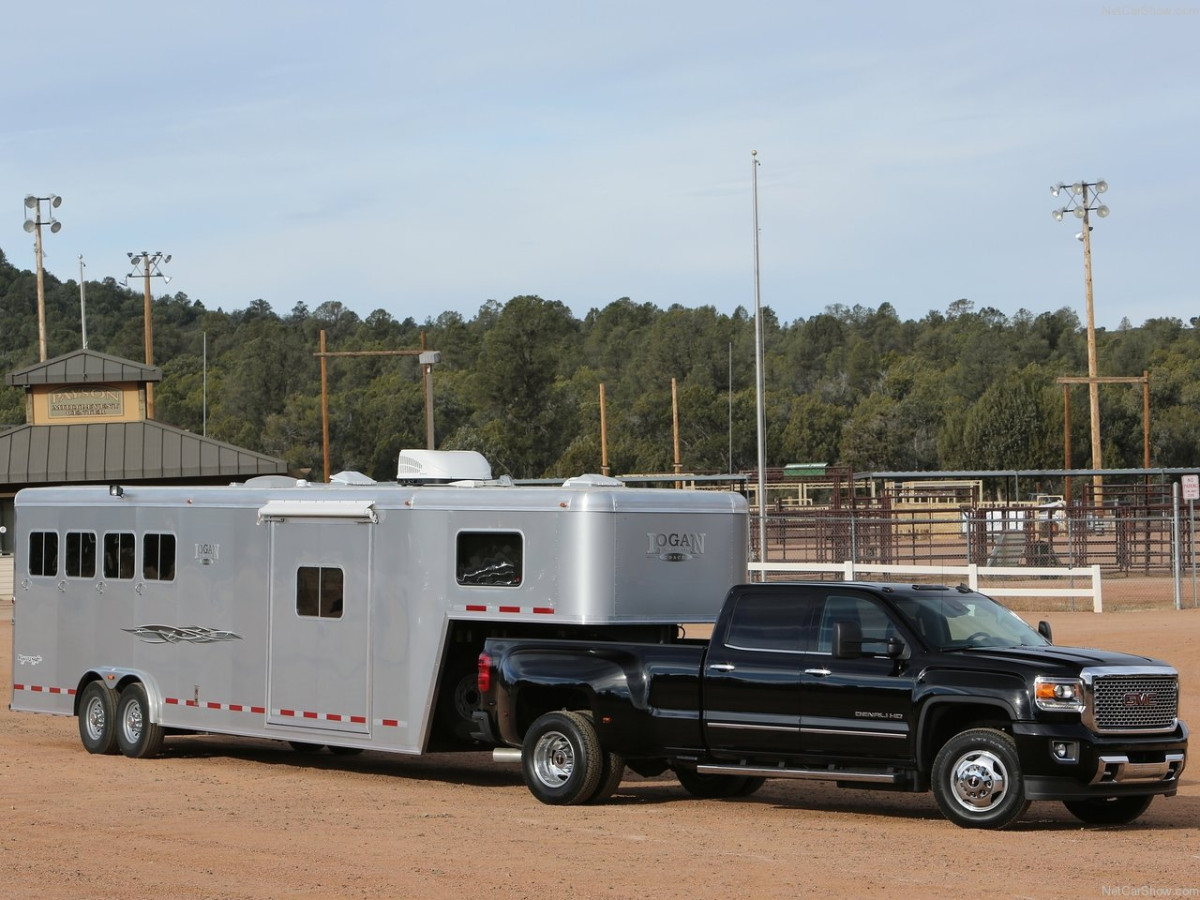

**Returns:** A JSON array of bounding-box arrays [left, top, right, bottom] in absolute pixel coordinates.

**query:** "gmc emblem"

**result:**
[[1123, 691, 1158, 708]]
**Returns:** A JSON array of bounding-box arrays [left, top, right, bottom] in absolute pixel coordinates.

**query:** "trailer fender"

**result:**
[[83, 668, 166, 725]]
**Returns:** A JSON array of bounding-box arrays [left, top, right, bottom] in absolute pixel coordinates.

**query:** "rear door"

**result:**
[[701, 587, 820, 760]]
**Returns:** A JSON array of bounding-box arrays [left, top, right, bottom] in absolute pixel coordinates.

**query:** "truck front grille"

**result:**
[[1089, 674, 1179, 733]]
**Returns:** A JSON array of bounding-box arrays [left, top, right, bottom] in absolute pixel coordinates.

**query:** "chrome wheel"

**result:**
[[531, 729, 576, 789], [948, 749, 1009, 812]]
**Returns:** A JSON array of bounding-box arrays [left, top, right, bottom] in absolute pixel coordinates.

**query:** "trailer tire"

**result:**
[[288, 741, 325, 753], [1063, 795, 1154, 825], [675, 767, 757, 799], [115, 683, 165, 759], [522, 711, 603, 805], [932, 728, 1029, 829], [78, 681, 119, 755]]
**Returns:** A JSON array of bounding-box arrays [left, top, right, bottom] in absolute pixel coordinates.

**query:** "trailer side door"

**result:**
[[267, 520, 372, 735]]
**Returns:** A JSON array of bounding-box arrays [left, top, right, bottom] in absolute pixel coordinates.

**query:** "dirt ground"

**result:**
[[2, 584, 1197, 900]]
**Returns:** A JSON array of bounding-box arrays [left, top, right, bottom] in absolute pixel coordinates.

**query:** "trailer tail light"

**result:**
[[477, 652, 493, 695]]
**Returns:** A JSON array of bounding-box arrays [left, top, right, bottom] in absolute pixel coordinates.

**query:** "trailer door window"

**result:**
[[65, 532, 97, 578], [143, 533, 176, 581], [28, 531, 58, 577], [457, 532, 523, 586], [296, 566, 344, 619], [104, 533, 136, 579]]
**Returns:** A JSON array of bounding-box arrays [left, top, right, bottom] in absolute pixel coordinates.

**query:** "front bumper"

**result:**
[[1014, 719, 1188, 800]]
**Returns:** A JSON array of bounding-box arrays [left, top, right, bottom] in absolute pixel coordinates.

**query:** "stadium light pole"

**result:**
[[125, 251, 172, 418], [1052, 179, 1109, 503], [751, 151, 767, 579], [23, 194, 63, 362]]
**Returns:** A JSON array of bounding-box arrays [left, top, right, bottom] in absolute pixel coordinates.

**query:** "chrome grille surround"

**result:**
[[1081, 666, 1180, 734]]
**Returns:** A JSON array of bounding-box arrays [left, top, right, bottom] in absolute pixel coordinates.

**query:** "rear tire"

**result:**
[[587, 750, 627, 804], [78, 681, 119, 755], [521, 711, 603, 805], [115, 683, 165, 759], [1063, 795, 1153, 825]]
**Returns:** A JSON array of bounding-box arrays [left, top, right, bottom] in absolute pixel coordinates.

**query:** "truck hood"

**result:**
[[950, 644, 1172, 674]]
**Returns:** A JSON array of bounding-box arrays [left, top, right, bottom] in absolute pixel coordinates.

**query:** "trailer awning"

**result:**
[[258, 499, 378, 523]]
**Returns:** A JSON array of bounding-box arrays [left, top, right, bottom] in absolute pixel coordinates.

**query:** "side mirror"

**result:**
[[1038, 620, 1053, 643], [833, 620, 863, 659]]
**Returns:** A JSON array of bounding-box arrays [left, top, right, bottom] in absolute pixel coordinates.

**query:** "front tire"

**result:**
[[932, 728, 1029, 829], [521, 711, 603, 805], [1064, 795, 1153, 825], [78, 681, 119, 755], [115, 683, 165, 759]]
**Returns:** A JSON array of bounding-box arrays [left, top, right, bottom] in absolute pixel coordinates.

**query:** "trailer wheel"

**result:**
[[288, 741, 325, 753], [931, 728, 1029, 829], [675, 767, 756, 799], [78, 681, 119, 755], [115, 683, 165, 759], [1063, 795, 1154, 825], [522, 710, 603, 805]]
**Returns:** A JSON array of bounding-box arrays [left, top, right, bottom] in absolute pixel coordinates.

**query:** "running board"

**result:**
[[697, 764, 898, 785]]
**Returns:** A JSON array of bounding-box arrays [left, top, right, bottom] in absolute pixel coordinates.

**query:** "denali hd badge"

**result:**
[[646, 532, 706, 561]]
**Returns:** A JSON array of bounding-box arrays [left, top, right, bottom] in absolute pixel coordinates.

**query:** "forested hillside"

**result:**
[[1, 246, 1195, 481]]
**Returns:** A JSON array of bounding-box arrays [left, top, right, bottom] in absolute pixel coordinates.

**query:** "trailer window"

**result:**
[[296, 566, 344, 619], [104, 533, 136, 580], [143, 533, 176, 581], [65, 532, 97, 578], [28, 531, 58, 577], [457, 532, 523, 586]]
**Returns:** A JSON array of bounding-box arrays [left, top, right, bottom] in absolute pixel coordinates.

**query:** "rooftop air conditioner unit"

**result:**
[[396, 449, 492, 483]]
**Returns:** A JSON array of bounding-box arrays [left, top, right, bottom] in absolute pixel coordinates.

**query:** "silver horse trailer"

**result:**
[[10, 451, 747, 761]]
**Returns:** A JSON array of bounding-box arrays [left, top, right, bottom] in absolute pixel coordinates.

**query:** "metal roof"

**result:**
[[5, 349, 162, 387], [0, 421, 286, 486]]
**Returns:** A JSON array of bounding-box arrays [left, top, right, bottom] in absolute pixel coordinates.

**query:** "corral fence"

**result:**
[[750, 492, 1200, 611]]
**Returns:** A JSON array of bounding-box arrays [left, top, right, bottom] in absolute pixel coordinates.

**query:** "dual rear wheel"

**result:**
[[77, 681, 164, 759], [521, 710, 626, 805]]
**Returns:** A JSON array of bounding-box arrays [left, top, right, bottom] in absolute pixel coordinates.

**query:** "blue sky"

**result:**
[[3, 1, 1197, 332]]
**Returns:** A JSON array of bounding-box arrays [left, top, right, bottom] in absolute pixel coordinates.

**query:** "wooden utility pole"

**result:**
[[599, 383, 609, 476], [1057, 371, 1151, 503], [315, 331, 440, 482]]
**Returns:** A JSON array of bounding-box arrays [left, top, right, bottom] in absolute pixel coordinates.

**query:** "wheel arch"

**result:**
[[917, 697, 1018, 774], [79, 667, 165, 724]]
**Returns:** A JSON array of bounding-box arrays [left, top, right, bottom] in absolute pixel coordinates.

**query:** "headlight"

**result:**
[[1034, 676, 1085, 713]]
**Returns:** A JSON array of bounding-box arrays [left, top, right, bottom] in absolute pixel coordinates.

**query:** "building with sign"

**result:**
[[0, 349, 288, 556]]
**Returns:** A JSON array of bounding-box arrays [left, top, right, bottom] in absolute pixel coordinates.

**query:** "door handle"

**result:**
[[804, 667, 832, 677], [708, 663, 736, 672]]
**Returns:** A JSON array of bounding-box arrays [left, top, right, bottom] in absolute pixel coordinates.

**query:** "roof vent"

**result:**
[[331, 470, 376, 485], [396, 449, 492, 483]]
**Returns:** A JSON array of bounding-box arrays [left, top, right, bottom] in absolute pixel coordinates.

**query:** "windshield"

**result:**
[[890, 590, 1049, 651]]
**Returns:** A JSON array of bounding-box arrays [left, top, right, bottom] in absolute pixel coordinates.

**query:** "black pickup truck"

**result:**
[[473, 581, 1188, 829]]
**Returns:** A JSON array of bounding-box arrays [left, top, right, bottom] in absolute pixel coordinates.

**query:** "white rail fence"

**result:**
[[747, 561, 1104, 613], [0, 555, 13, 604]]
